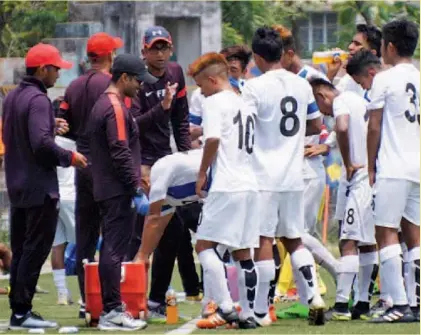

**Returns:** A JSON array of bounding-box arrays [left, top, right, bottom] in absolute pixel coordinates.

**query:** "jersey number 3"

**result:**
[[280, 96, 300, 137], [405, 83, 420, 124], [233, 111, 254, 154]]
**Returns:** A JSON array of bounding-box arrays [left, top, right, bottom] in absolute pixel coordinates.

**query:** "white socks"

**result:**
[[406, 246, 420, 309], [379, 244, 408, 306], [336, 255, 359, 304], [358, 252, 379, 303], [235, 260, 258, 320], [198, 249, 233, 313], [53, 269, 68, 295], [254, 260, 275, 316], [290, 248, 319, 305], [302, 233, 339, 281]]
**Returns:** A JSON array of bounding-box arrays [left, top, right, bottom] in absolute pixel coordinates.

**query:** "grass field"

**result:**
[[0, 266, 419, 334]]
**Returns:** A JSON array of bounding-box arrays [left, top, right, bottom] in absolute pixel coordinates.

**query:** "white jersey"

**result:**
[[149, 149, 207, 209], [202, 90, 257, 193], [367, 63, 420, 183], [242, 69, 321, 191], [298, 66, 327, 179], [333, 92, 369, 184], [337, 73, 366, 97], [55, 136, 76, 202], [189, 87, 205, 126]]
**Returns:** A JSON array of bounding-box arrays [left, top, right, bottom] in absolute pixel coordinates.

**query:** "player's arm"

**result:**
[[367, 109, 383, 186], [130, 94, 167, 133], [366, 74, 387, 186]]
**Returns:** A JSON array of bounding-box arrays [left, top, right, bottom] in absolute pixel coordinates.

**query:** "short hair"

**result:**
[[251, 26, 283, 62], [346, 49, 381, 76], [111, 71, 124, 83], [382, 19, 419, 58], [309, 77, 336, 91], [188, 52, 228, 77], [220, 45, 252, 72], [26, 67, 38, 76], [356, 24, 382, 57], [272, 24, 296, 51]]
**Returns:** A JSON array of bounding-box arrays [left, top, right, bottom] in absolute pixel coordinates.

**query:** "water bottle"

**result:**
[[312, 50, 348, 65], [165, 288, 178, 324]]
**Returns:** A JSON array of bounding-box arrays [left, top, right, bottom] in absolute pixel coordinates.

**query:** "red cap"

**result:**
[[87, 33, 124, 57], [25, 43, 73, 69]]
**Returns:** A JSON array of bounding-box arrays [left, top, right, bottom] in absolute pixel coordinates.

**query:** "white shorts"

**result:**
[[196, 191, 259, 250], [335, 181, 347, 221], [304, 178, 325, 233], [53, 200, 76, 247], [259, 191, 304, 239], [340, 178, 375, 245], [373, 178, 420, 229]]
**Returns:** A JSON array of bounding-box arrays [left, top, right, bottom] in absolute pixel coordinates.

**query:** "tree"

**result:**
[[0, 1, 68, 57]]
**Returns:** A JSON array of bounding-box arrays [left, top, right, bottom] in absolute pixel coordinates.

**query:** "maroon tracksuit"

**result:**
[[58, 70, 111, 302], [2, 77, 74, 314], [129, 62, 191, 305], [89, 92, 140, 312]]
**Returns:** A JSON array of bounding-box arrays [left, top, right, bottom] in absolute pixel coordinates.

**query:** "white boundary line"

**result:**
[[165, 318, 199, 335]]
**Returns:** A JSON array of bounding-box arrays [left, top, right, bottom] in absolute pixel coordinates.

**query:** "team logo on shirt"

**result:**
[[145, 89, 166, 99]]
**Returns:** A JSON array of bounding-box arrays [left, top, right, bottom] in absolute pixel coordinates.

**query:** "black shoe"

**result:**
[[351, 301, 370, 320], [238, 317, 257, 329], [79, 303, 86, 319], [9, 311, 58, 330], [410, 307, 420, 322], [369, 305, 415, 323]]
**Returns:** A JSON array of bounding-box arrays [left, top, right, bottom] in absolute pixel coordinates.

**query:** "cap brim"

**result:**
[[136, 71, 158, 84], [54, 59, 73, 70], [113, 37, 124, 49], [144, 37, 172, 48]]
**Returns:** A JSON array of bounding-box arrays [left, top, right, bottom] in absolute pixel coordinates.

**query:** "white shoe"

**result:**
[[57, 291, 73, 305], [254, 313, 273, 327], [309, 294, 326, 326], [98, 307, 148, 331]]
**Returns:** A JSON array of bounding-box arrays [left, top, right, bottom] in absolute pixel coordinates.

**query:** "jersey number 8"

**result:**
[[233, 111, 254, 154], [280, 96, 300, 137]]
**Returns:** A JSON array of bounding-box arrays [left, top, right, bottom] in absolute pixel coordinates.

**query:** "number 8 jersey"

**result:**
[[201, 90, 258, 193], [368, 63, 420, 182], [242, 69, 321, 192]]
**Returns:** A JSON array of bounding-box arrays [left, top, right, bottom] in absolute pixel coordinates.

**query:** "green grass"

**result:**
[[0, 267, 419, 334]]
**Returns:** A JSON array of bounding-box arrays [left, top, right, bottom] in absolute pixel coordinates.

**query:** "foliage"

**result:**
[[0, 1, 68, 57]]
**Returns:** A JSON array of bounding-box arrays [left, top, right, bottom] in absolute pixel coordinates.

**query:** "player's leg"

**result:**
[[400, 182, 420, 321], [267, 242, 281, 321], [370, 179, 415, 323], [278, 191, 325, 325], [75, 168, 100, 317], [303, 177, 339, 281], [195, 192, 241, 328], [253, 192, 278, 326]]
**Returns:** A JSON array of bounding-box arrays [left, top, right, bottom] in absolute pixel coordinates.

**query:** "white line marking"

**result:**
[[165, 318, 199, 335]]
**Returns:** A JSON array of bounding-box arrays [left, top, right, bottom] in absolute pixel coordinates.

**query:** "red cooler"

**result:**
[[84, 261, 148, 327]]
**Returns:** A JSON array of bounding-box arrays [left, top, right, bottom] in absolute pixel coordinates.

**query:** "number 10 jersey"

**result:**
[[242, 69, 321, 192]]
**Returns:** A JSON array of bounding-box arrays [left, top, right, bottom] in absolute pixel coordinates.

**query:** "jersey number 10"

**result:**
[[233, 111, 255, 154]]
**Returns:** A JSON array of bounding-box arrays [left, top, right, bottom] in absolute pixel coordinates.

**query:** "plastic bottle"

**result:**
[[165, 288, 178, 324], [312, 50, 348, 65]]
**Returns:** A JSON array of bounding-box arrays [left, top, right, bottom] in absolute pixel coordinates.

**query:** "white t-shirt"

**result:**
[[202, 90, 257, 193], [189, 87, 205, 126], [149, 149, 206, 208], [367, 63, 420, 183], [242, 69, 321, 191], [298, 65, 327, 179], [333, 91, 369, 184], [55, 136, 76, 202]]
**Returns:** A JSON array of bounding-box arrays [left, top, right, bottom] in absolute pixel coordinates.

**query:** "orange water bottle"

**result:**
[[165, 288, 178, 324], [312, 50, 348, 65]]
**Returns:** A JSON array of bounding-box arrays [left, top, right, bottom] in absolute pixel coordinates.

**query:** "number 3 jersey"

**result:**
[[242, 69, 321, 192], [201, 90, 258, 193], [367, 63, 420, 183]]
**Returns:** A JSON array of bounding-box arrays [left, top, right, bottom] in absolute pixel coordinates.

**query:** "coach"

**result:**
[[129, 25, 191, 316], [58, 32, 123, 317], [3, 43, 87, 329], [88, 54, 156, 331]]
